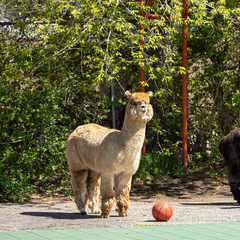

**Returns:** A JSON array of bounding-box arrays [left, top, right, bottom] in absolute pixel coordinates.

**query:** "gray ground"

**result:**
[[1, 170, 240, 232], [1, 194, 240, 232]]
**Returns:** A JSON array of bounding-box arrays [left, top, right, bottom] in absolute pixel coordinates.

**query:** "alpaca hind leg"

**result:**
[[70, 169, 89, 214], [228, 165, 240, 203], [100, 175, 115, 218], [229, 179, 240, 203], [115, 173, 132, 217], [87, 170, 101, 214]]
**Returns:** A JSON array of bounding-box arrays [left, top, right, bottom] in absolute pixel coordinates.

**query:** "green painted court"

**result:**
[[1, 222, 240, 240]]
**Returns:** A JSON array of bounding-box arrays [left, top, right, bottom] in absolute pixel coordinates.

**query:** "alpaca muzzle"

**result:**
[[140, 104, 146, 113]]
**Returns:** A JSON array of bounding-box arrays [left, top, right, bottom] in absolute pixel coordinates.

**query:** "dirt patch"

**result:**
[[131, 167, 231, 201]]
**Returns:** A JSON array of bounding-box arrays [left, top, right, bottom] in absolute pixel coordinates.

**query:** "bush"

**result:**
[[135, 149, 185, 181]]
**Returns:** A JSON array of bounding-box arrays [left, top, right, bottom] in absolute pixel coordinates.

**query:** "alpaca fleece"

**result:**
[[66, 91, 153, 217], [219, 128, 240, 203]]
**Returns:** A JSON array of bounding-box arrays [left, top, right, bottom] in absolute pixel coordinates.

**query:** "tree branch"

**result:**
[[0, 20, 78, 26], [0, 140, 25, 144]]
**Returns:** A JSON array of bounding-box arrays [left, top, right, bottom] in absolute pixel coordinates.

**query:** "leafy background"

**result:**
[[0, 0, 240, 201]]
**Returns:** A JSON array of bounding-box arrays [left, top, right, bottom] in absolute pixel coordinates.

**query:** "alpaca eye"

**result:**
[[134, 103, 137, 106]]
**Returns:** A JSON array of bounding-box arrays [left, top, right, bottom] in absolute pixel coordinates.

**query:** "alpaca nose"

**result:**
[[140, 105, 146, 112]]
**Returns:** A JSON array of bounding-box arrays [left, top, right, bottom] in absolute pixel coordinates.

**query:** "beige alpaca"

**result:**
[[66, 91, 153, 218]]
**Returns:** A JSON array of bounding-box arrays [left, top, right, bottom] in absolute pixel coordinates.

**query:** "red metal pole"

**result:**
[[182, 0, 188, 172], [139, 0, 146, 155], [139, 0, 189, 164], [139, 0, 145, 93], [146, 0, 154, 6]]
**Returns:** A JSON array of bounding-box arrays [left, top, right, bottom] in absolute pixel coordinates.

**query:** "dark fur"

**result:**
[[219, 128, 240, 203]]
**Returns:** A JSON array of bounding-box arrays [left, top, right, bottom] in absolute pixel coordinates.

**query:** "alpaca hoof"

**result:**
[[80, 211, 87, 215], [93, 210, 101, 214], [101, 214, 109, 218]]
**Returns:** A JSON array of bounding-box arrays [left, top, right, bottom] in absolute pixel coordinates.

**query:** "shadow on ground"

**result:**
[[20, 212, 102, 219]]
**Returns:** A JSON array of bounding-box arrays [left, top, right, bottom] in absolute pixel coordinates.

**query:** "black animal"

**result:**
[[219, 128, 240, 203]]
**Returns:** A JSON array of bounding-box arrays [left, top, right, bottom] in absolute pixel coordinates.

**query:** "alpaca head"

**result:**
[[125, 91, 153, 122]]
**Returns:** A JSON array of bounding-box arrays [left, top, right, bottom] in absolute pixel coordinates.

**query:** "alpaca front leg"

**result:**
[[70, 169, 89, 215], [87, 170, 101, 214], [115, 173, 132, 217], [100, 175, 115, 218]]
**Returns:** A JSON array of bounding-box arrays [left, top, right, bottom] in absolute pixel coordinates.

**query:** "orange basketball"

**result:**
[[152, 201, 173, 221]]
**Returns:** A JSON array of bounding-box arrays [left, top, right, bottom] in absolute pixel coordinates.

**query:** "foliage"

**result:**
[[135, 149, 185, 181], [0, 0, 240, 201]]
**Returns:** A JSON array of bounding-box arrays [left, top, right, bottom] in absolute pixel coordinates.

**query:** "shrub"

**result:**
[[135, 149, 185, 181]]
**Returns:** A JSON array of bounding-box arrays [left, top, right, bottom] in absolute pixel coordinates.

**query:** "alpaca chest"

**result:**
[[95, 144, 142, 175]]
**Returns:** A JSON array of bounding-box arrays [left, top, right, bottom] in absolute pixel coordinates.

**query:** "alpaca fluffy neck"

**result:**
[[120, 116, 147, 148]]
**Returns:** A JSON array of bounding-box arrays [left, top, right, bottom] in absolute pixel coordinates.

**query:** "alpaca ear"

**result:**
[[147, 91, 153, 98], [125, 90, 132, 99]]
